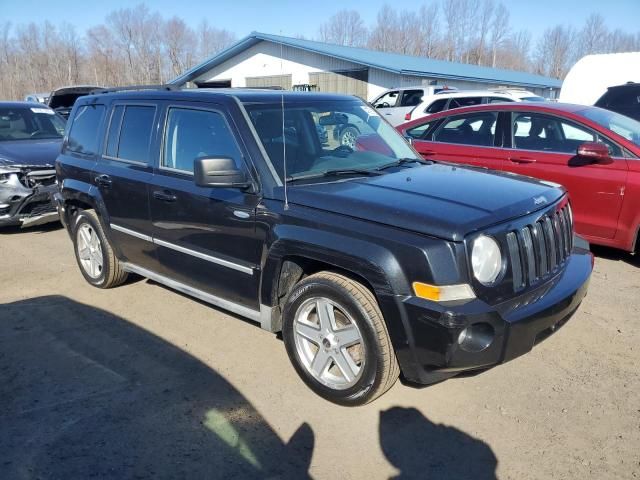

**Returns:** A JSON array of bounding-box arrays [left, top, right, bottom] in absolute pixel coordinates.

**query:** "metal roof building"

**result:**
[[171, 32, 562, 101]]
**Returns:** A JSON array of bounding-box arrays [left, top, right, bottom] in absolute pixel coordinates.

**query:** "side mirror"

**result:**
[[404, 135, 413, 145], [576, 142, 612, 164], [194, 156, 250, 188]]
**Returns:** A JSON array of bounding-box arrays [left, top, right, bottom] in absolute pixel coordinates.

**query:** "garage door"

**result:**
[[246, 74, 292, 89], [309, 69, 368, 99]]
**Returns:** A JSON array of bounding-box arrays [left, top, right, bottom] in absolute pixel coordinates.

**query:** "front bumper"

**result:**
[[395, 241, 593, 385], [0, 183, 59, 228]]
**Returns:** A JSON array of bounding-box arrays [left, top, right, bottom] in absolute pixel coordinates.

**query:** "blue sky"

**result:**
[[2, 0, 639, 41]]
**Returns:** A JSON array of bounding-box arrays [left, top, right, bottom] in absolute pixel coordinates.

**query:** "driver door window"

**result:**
[[162, 107, 242, 173], [374, 91, 399, 108]]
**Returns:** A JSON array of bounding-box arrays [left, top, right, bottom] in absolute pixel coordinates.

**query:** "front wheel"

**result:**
[[282, 272, 399, 406], [339, 126, 359, 149]]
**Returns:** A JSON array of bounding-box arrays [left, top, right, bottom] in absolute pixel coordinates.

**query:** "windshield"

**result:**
[[0, 107, 65, 141], [244, 99, 421, 182], [579, 106, 640, 147], [521, 96, 546, 102]]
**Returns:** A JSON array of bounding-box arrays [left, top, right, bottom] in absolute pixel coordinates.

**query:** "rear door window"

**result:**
[[425, 98, 447, 114], [487, 96, 515, 104], [400, 90, 424, 107], [104, 105, 156, 163], [448, 97, 484, 110], [66, 104, 105, 156], [433, 112, 498, 146]]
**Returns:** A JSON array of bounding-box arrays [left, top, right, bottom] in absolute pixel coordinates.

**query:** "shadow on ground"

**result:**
[[0, 296, 313, 479], [380, 407, 497, 480], [591, 245, 640, 267], [0, 221, 63, 235], [0, 295, 498, 479]]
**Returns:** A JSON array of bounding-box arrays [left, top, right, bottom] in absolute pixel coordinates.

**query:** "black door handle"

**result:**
[[94, 174, 112, 187], [153, 190, 177, 202]]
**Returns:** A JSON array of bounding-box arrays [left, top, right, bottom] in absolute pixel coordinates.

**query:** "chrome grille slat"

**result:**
[[544, 216, 557, 269], [506, 232, 523, 291], [507, 204, 573, 292], [555, 213, 565, 261], [520, 227, 536, 285], [533, 222, 548, 276]]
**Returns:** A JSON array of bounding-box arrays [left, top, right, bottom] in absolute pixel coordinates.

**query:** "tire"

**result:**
[[339, 126, 359, 149], [282, 271, 399, 406], [72, 209, 128, 288]]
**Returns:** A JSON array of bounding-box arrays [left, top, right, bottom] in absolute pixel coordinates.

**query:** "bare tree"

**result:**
[[489, 3, 510, 67], [367, 5, 400, 52], [417, 2, 441, 58], [318, 10, 368, 47], [165, 17, 196, 77], [472, 0, 495, 65], [495, 30, 531, 71], [578, 13, 608, 57], [197, 20, 237, 62], [535, 25, 575, 78]]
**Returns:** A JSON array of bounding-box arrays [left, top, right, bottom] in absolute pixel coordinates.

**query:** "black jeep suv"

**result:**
[[55, 88, 592, 405]]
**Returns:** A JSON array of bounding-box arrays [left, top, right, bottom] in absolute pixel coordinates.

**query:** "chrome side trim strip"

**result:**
[[154, 238, 254, 275], [122, 262, 261, 322], [110, 223, 253, 275], [111, 223, 153, 242]]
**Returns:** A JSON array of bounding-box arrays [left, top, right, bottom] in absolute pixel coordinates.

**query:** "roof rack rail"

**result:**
[[90, 84, 181, 94]]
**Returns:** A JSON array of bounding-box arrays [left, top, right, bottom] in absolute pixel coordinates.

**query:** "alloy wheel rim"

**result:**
[[77, 223, 104, 279], [341, 131, 356, 148], [293, 297, 365, 390]]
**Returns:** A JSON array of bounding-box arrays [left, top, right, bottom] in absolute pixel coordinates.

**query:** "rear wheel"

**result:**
[[72, 210, 128, 288], [282, 271, 399, 406]]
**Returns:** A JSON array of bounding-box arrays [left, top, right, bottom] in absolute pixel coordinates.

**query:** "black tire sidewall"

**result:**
[[72, 212, 110, 287], [282, 276, 382, 405]]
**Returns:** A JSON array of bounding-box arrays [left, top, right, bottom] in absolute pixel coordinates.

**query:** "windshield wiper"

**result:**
[[287, 168, 384, 182], [375, 157, 433, 171]]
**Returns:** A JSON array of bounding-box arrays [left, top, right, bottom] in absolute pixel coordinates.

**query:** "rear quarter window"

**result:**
[[66, 104, 105, 156]]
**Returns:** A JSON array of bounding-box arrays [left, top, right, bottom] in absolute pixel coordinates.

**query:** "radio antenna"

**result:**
[[280, 35, 289, 210]]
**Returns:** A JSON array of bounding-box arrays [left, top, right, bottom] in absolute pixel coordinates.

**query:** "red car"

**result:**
[[397, 102, 640, 252]]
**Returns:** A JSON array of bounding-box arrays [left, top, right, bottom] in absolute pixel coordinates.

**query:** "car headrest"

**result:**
[[529, 119, 544, 137], [254, 111, 284, 141]]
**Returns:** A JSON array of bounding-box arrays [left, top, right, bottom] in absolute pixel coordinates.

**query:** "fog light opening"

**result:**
[[458, 323, 494, 353]]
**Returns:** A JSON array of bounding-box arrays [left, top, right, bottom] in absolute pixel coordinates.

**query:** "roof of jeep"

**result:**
[[78, 88, 359, 104]]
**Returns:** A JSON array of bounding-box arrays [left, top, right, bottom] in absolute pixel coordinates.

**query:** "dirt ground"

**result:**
[[1, 223, 638, 480]]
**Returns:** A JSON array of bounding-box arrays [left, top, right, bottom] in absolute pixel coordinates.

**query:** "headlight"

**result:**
[[471, 235, 502, 285]]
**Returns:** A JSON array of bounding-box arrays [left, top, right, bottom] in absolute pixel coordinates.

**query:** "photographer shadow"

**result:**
[[0, 295, 314, 479], [380, 407, 497, 480]]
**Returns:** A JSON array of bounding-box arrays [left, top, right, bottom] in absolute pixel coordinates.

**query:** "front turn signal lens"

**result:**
[[412, 282, 475, 302]]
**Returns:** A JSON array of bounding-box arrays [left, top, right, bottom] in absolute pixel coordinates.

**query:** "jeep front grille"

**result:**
[[506, 203, 573, 292]]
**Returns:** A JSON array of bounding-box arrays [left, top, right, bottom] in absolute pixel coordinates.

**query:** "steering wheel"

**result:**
[[379, 102, 390, 108]]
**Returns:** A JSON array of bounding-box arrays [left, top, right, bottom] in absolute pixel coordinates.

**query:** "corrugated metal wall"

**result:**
[[309, 69, 368, 99], [246, 74, 292, 89]]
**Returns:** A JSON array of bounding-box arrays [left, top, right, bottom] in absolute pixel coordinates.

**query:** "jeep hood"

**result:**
[[288, 163, 565, 242], [0, 139, 62, 168], [48, 86, 100, 110]]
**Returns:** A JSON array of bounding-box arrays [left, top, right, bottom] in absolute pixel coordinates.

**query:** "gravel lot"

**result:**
[[1, 223, 638, 479]]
